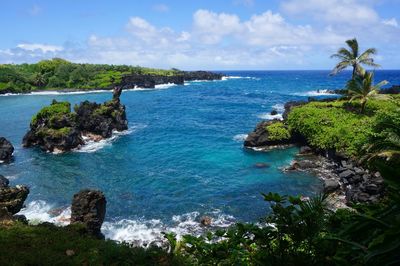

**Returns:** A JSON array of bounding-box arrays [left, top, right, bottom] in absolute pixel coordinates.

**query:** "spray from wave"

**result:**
[[292, 89, 337, 97], [74, 124, 147, 153], [18, 200, 236, 247]]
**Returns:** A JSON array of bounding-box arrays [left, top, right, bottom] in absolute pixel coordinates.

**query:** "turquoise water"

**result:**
[[1, 70, 399, 243]]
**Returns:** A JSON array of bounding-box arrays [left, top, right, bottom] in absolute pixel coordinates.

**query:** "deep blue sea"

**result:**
[[1, 70, 399, 244]]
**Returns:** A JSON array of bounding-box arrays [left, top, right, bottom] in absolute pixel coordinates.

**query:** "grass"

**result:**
[[0, 222, 182, 266]]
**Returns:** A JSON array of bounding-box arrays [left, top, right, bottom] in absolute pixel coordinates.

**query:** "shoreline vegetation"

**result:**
[[1, 39, 400, 265], [0, 58, 223, 95]]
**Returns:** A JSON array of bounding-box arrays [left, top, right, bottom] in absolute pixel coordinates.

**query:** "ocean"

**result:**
[[1, 70, 399, 245]]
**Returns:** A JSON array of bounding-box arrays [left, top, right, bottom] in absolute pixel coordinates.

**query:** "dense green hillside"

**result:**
[[0, 58, 179, 93]]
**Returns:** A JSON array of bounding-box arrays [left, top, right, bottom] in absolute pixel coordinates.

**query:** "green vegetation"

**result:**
[[0, 58, 180, 93], [31, 100, 72, 125], [330, 38, 380, 78], [346, 70, 389, 113], [286, 98, 400, 158], [266, 122, 291, 141], [0, 222, 182, 266]]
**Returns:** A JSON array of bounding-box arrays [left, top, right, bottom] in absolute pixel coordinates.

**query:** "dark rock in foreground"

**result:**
[[22, 87, 128, 153], [0, 176, 29, 215], [0, 137, 14, 162], [70, 189, 107, 238], [244, 120, 298, 148]]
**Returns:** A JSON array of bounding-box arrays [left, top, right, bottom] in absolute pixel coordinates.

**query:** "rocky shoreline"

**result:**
[[0, 70, 224, 95], [244, 100, 386, 210]]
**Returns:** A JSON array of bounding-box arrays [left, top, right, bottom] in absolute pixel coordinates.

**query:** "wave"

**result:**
[[0, 83, 179, 97], [292, 89, 337, 97], [258, 113, 283, 120], [18, 200, 71, 226], [18, 200, 236, 247], [272, 103, 285, 112], [102, 210, 236, 246], [222, 76, 259, 80], [233, 134, 248, 142], [75, 124, 147, 153]]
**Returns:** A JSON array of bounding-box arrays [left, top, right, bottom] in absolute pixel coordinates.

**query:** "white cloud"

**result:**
[[281, 0, 379, 25], [2, 7, 400, 69], [16, 43, 63, 53], [382, 18, 398, 27], [153, 4, 169, 13], [193, 9, 242, 44]]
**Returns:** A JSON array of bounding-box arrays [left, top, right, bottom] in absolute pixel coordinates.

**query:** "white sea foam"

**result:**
[[272, 103, 285, 112], [18, 200, 236, 247], [19, 200, 71, 226], [75, 124, 146, 153], [257, 113, 283, 120], [103, 210, 236, 246], [292, 89, 337, 97], [233, 134, 248, 142]]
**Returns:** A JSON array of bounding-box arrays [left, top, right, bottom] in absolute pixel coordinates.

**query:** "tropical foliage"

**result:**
[[346, 71, 389, 113], [330, 38, 380, 78], [0, 58, 180, 93]]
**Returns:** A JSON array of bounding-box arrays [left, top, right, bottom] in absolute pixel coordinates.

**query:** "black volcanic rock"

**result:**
[[244, 120, 294, 147], [119, 71, 223, 89], [0, 177, 29, 214], [23, 87, 128, 153], [0, 137, 14, 162], [70, 189, 106, 238], [282, 101, 307, 120]]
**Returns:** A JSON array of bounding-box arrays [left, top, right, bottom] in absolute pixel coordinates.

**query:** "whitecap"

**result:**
[[257, 113, 283, 120], [103, 210, 236, 246], [75, 124, 147, 153], [233, 134, 248, 142], [272, 103, 285, 112], [18, 200, 71, 226], [292, 89, 337, 97]]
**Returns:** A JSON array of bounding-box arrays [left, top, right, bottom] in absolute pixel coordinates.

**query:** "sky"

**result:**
[[0, 0, 399, 70]]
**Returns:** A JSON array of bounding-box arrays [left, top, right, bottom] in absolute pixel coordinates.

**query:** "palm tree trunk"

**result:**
[[361, 100, 367, 114], [352, 64, 357, 79]]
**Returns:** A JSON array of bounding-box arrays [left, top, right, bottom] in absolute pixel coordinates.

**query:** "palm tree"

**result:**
[[346, 71, 389, 113], [363, 111, 400, 163], [331, 38, 380, 78]]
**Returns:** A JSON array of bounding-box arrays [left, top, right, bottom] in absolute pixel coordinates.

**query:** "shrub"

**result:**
[[31, 101, 71, 125], [266, 122, 291, 141]]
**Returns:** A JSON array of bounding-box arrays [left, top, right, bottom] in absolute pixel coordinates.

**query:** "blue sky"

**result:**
[[1, 0, 399, 70]]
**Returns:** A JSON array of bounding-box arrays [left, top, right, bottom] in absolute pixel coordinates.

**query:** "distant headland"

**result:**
[[0, 58, 223, 94]]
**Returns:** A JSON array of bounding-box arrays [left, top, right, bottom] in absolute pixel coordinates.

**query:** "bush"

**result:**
[[266, 122, 291, 141], [31, 101, 71, 125]]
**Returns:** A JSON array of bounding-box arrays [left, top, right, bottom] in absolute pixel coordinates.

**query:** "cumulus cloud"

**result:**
[[281, 0, 379, 25], [1, 7, 400, 69], [17, 43, 63, 53]]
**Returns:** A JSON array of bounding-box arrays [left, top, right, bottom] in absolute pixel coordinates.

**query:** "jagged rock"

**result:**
[[299, 146, 313, 154], [0, 175, 9, 188], [282, 101, 307, 120], [364, 184, 380, 195], [0, 137, 14, 162], [200, 216, 212, 226], [270, 110, 278, 115], [23, 88, 128, 153], [244, 120, 294, 147], [349, 175, 362, 184], [120, 71, 222, 89], [324, 180, 340, 193], [339, 170, 354, 179], [70, 189, 107, 238], [0, 181, 29, 214]]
